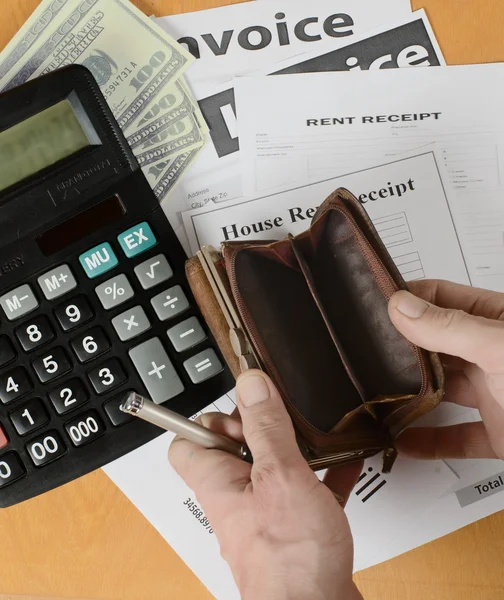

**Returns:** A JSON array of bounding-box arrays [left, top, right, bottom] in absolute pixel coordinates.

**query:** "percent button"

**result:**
[[95, 274, 134, 310]]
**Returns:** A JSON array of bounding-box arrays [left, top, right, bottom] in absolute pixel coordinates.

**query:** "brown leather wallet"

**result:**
[[185, 188, 444, 472]]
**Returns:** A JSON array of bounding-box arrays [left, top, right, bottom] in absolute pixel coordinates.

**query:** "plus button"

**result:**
[[147, 361, 166, 379]]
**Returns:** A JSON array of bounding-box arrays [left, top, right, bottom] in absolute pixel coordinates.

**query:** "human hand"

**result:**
[[388, 279, 504, 460], [169, 370, 363, 600]]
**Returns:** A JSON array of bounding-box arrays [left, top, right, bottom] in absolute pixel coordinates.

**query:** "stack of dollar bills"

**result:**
[[0, 0, 208, 203]]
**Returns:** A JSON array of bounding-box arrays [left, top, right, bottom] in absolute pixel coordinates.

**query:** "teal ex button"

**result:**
[[79, 242, 118, 279], [117, 222, 157, 258]]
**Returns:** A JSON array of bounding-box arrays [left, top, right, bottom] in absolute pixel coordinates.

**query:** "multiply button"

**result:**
[[129, 338, 184, 404], [0, 284, 38, 321], [79, 242, 118, 279], [112, 306, 151, 342], [151, 285, 190, 321], [134, 254, 173, 290], [118, 222, 157, 258], [37, 264, 77, 300]]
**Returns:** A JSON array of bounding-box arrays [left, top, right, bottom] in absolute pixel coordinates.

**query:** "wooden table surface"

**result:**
[[1, 1, 504, 599]]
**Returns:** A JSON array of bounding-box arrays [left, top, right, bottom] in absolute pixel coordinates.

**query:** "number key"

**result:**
[[0, 336, 16, 367], [10, 399, 49, 435], [15, 315, 55, 352], [0, 452, 26, 488], [70, 326, 110, 363], [54, 295, 94, 332], [32, 347, 71, 383], [48, 379, 88, 415], [0, 367, 32, 404], [26, 431, 66, 467], [65, 410, 105, 447], [88, 359, 127, 395]]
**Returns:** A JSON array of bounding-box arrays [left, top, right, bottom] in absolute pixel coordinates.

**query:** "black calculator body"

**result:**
[[0, 65, 233, 508]]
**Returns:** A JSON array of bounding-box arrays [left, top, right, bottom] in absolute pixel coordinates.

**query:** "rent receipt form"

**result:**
[[235, 64, 504, 291]]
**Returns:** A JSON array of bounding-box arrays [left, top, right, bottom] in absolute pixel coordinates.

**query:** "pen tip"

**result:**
[[120, 391, 144, 415]]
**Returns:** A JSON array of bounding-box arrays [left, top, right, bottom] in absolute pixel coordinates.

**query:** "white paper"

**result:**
[[234, 64, 504, 291], [183, 152, 471, 288], [104, 390, 457, 598]]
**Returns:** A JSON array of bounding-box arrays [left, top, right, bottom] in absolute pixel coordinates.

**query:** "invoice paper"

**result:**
[[234, 64, 504, 291]]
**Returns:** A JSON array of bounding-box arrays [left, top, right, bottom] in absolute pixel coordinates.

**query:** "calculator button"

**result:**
[[10, 399, 49, 436], [0, 367, 32, 404], [118, 221, 157, 258], [129, 338, 184, 404], [32, 347, 71, 383], [151, 285, 190, 321], [95, 274, 134, 310], [167, 317, 207, 353], [48, 379, 88, 415], [65, 410, 105, 447], [134, 254, 173, 290], [54, 295, 94, 332], [0, 284, 38, 321], [70, 326, 111, 363], [104, 393, 134, 427], [26, 431, 66, 467], [15, 315, 55, 352], [37, 264, 77, 300], [112, 306, 151, 342], [0, 336, 16, 367], [0, 452, 26, 488], [184, 349, 223, 384], [88, 358, 127, 395], [0, 424, 8, 449], [79, 242, 118, 279]]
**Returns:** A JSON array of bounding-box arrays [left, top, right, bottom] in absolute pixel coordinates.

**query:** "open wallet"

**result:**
[[185, 188, 445, 473]]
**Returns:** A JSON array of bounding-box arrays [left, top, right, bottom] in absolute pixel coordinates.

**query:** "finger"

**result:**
[[397, 422, 497, 460], [443, 370, 479, 408], [388, 290, 504, 373], [169, 438, 251, 501], [323, 461, 364, 507], [236, 370, 306, 473], [198, 412, 245, 443], [409, 279, 504, 320]]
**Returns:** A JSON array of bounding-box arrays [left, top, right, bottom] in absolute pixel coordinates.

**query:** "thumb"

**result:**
[[388, 290, 504, 372], [236, 370, 306, 473]]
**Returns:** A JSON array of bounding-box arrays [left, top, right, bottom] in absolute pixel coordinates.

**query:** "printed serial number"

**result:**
[[183, 497, 214, 533]]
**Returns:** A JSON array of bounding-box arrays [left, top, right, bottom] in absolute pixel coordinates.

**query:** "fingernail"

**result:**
[[238, 374, 270, 407], [392, 291, 429, 319]]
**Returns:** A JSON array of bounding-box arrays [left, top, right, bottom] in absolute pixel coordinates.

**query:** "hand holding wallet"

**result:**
[[186, 188, 444, 473]]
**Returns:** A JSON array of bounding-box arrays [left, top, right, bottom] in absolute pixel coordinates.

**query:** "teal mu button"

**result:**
[[79, 242, 119, 279], [117, 222, 157, 258]]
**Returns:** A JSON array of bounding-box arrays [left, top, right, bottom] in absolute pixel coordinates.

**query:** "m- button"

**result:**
[[118, 222, 157, 258], [0, 284, 39, 321], [37, 264, 77, 300]]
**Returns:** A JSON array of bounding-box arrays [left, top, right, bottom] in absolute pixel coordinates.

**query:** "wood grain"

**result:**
[[1, 1, 504, 599]]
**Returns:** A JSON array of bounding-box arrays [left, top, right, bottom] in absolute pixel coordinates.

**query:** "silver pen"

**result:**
[[120, 391, 253, 463]]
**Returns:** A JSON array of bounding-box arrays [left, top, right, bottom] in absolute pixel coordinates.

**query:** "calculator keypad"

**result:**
[[0, 336, 16, 367], [65, 410, 105, 447], [150, 286, 189, 321], [112, 306, 151, 341], [129, 338, 184, 404], [48, 379, 88, 415], [95, 274, 134, 310], [54, 295, 94, 332], [0, 214, 232, 507], [70, 327, 111, 363], [15, 315, 55, 352], [88, 359, 127, 395], [10, 399, 49, 436], [0, 453, 25, 488], [32, 348, 71, 384], [0, 284, 39, 321], [134, 254, 173, 290], [0, 367, 32, 404], [37, 265, 77, 301], [26, 431, 66, 467]]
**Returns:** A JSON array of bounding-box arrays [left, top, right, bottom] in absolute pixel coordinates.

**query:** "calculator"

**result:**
[[0, 65, 233, 508]]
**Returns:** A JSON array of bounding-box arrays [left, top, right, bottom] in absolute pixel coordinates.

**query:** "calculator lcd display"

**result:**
[[0, 98, 92, 192]]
